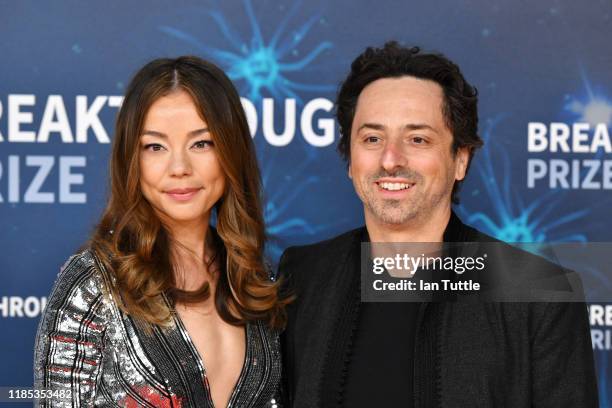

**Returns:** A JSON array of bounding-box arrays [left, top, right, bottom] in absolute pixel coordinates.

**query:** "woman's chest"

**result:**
[[98, 314, 282, 407]]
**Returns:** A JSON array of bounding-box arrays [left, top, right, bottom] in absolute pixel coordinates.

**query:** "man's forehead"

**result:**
[[352, 76, 446, 130], [357, 76, 444, 105], [359, 75, 443, 98]]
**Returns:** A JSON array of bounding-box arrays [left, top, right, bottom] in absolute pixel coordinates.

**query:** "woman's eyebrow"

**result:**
[[140, 128, 209, 138]]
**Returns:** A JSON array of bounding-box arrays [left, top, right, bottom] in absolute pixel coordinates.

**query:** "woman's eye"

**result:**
[[193, 140, 214, 149], [144, 143, 164, 152]]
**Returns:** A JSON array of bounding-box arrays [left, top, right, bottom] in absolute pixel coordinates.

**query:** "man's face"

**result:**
[[348, 76, 468, 227]]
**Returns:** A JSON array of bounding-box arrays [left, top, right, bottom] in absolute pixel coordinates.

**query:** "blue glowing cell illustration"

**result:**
[[564, 69, 612, 128], [463, 75, 612, 310], [158, 0, 342, 263], [159, 0, 334, 102], [258, 145, 337, 262], [458, 114, 589, 243], [209, 146, 336, 264]]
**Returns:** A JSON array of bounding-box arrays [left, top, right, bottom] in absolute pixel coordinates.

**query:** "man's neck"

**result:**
[[365, 206, 452, 243]]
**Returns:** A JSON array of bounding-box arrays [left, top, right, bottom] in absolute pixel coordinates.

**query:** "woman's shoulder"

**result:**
[[252, 319, 282, 344], [34, 249, 115, 392], [59, 248, 99, 274], [49, 248, 115, 310]]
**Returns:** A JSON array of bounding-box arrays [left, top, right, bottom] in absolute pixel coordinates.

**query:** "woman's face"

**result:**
[[139, 90, 225, 229]]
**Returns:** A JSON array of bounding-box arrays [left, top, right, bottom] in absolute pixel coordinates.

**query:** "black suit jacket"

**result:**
[[279, 213, 598, 408]]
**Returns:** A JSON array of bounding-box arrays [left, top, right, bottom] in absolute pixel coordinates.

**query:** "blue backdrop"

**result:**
[[1, 0, 611, 404]]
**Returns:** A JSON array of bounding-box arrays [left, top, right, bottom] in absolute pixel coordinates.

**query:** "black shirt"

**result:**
[[343, 214, 467, 407], [343, 300, 419, 407]]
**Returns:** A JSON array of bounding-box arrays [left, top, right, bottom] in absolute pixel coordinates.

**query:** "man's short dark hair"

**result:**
[[335, 41, 483, 204]]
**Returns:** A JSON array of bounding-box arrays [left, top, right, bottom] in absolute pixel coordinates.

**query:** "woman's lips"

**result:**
[[165, 187, 201, 201]]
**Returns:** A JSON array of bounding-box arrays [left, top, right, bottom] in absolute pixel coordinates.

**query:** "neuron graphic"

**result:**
[[210, 144, 336, 263], [564, 69, 612, 128], [160, 0, 340, 263], [160, 0, 334, 102], [259, 146, 332, 262], [457, 115, 589, 243], [566, 72, 612, 407]]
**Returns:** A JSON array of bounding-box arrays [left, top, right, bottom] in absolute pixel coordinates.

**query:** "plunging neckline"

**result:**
[[170, 302, 251, 408]]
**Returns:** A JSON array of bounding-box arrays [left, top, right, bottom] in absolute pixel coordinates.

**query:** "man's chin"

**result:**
[[371, 209, 419, 226]]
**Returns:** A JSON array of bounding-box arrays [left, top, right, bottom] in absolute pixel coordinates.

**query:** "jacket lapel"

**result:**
[[287, 228, 364, 408], [319, 230, 362, 407]]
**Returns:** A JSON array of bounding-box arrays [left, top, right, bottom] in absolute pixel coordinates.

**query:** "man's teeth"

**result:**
[[379, 182, 412, 191]]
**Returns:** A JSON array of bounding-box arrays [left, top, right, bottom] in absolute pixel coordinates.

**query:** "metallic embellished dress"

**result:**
[[34, 250, 283, 408]]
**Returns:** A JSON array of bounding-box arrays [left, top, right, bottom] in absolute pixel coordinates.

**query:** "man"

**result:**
[[280, 42, 597, 407]]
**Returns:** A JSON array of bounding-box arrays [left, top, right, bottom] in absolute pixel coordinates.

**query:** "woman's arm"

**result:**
[[34, 251, 108, 407]]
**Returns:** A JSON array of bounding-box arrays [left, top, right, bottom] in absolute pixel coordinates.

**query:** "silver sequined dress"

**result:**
[[34, 250, 283, 407]]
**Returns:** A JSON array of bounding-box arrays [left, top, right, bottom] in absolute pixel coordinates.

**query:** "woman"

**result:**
[[34, 56, 288, 407]]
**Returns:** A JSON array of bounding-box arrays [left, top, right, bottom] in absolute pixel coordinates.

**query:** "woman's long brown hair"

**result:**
[[90, 56, 289, 329]]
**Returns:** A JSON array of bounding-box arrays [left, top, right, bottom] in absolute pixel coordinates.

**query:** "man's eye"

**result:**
[[412, 136, 426, 144], [193, 140, 214, 149], [364, 136, 381, 144], [144, 143, 164, 152]]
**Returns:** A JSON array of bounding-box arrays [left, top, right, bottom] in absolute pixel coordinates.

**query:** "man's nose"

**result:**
[[380, 138, 407, 173]]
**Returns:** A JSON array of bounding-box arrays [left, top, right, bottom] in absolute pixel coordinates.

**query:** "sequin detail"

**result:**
[[34, 250, 283, 407]]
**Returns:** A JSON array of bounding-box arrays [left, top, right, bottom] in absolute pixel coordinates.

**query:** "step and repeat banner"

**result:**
[[1, 0, 611, 404]]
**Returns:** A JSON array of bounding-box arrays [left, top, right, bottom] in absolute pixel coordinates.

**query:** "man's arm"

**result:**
[[531, 301, 598, 407]]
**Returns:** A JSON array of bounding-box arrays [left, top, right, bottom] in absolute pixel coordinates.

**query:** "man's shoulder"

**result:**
[[281, 226, 364, 263], [278, 227, 364, 307], [462, 219, 582, 297], [464, 221, 562, 271], [277, 227, 364, 289], [452, 214, 499, 243]]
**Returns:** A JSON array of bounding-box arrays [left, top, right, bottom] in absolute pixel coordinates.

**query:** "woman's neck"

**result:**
[[167, 219, 217, 293]]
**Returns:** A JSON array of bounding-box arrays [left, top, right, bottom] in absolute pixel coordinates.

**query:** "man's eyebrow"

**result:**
[[141, 128, 209, 138], [356, 123, 437, 132], [356, 123, 386, 132], [404, 123, 437, 133]]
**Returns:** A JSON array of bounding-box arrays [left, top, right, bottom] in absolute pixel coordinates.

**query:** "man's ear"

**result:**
[[348, 162, 353, 179], [455, 147, 469, 181]]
